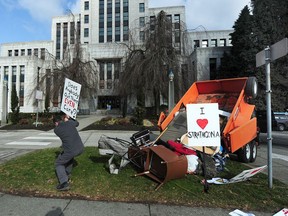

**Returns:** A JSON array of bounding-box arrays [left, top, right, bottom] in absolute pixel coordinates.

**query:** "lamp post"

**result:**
[[168, 69, 174, 113]]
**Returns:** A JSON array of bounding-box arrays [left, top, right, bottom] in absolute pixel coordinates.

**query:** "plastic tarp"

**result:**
[[98, 135, 131, 174]]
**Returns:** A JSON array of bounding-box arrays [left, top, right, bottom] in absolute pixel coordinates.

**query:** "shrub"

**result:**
[[133, 106, 146, 125]]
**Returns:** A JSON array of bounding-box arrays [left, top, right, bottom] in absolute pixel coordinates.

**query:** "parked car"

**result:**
[[274, 112, 288, 131], [256, 110, 278, 132]]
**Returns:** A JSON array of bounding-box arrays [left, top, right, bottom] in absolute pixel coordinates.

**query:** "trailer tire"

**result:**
[[237, 142, 252, 163], [249, 140, 257, 163], [245, 77, 258, 99]]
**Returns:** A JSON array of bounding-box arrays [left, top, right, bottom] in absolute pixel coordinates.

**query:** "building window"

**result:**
[[229, 38, 232, 46], [56, 51, 60, 59], [56, 23, 61, 59], [77, 21, 81, 38], [4, 66, 9, 81], [20, 65, 25, 82], [107, 0, 112, 13], [100, 63, 105, 81], [219, 39, 226, 47], [174, 14, 180, 29], [123, 26, 129, 41], [20, 66, 25, 106], [40, 48, 45, 60], [211, 39, 217, 47], [70, 22, 75, 44], [139, 17, 145, 27], [193, 40, 200, 48], [201, 40, 208, 47], [84, 28, 89, 37], [107, 63, 112, 80], [115, 0, 120, 13], [19, 83, 24, 106], [12, 66, 17, 83], [209, 58, 217, 80], [99, 63, 105, 89], [84, 1, 89, 10], [21, 49, 25, 56], [99, 28, 104, 43], [114, 61, 120, 80], [123, 0, 129, 35], [14, 50, 19, 56], [175, 31, 180, 43], [115, 26, 120, 42], [27, 49, 32, 56], [140, 31, 145, 41], [34, 49, 38, 57], [8, 50, 12, 56], [150, 16, 155, 31], [139, 3, 145, 12], [107, 27, 112, 42], [84, 15, 89, 24], [107, 13, 112, 27]]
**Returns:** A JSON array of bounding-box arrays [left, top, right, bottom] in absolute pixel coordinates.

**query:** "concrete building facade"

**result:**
[[0, 0, 232, 119]]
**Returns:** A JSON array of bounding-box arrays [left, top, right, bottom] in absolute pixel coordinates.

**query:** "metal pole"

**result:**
[[36, 99, 39, 127], [5, 81, 8, 124], [1, 81, 8, 125], [168, 69, 174, 113], [265, 46, 273, 188]]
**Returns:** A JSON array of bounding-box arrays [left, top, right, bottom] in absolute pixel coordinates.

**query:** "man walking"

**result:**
[[53, 112, 84, 191]]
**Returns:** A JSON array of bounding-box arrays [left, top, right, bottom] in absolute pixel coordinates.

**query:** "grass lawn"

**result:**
[[0, 147, 287, 213]]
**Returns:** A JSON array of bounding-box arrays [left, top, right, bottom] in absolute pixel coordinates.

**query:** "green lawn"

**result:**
[[0, 147, 287, 213]]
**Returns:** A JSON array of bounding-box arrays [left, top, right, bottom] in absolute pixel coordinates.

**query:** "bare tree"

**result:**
[[32, 15, 98, 113], [118, 10, 189, 117]]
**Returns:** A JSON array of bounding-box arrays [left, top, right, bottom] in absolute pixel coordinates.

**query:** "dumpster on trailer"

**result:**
[[157, 77, 259, 162]]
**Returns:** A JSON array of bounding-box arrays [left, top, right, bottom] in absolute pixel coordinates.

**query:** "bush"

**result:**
[[133, 106, 146, 125]]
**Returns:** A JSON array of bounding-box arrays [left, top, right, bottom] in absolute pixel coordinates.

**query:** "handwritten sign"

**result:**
[[207, 165, 267, 185], [273, 208, 288, 216], [186, 103, 220, 147], [60, 78, 81, 119]]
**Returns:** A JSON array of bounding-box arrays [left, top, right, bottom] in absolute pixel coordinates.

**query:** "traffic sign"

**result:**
[[256, 38, 288, 67]]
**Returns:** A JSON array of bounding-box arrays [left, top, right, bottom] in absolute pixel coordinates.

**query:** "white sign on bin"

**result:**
[[60, 78, 81, 119], [186, 103, 220, 147]]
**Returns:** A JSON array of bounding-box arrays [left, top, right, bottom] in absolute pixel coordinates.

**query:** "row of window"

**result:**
[[139, 14, 180, 29], [97, 0, 129, 43], [0, 65, 25, 106], [55, 21, 81, 59], [99, 61, 121, 89], [7, 48, 47, 59], [193, 38, 231, 48]]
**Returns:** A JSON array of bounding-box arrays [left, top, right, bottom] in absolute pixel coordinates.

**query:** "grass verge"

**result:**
[[0, 147, 287, 213]]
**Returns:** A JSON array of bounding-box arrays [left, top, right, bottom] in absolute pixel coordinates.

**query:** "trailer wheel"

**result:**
[[237, 143, 252, 163], [249, 140, 257, 163], [245, 77, 258, 99]]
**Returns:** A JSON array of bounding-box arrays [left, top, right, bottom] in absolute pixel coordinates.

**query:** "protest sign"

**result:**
[[273, 208, 288, 216], [186, 103, 221, 147], [60, 78, 81, 119], [207, 165, 267, 184]]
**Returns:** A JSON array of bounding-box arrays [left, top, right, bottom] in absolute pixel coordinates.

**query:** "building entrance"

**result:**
[[98, 96, 120, 109]]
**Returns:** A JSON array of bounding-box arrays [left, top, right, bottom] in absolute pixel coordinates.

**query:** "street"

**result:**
[[0, 129, 287, 185]]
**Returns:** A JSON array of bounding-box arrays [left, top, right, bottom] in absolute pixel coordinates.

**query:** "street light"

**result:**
[[168, 69, 174, 113]]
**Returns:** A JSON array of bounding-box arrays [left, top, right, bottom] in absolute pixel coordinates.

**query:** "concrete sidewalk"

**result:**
[[0, 192, 272, 216]]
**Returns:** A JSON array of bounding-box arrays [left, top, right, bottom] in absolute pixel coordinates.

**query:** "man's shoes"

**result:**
[[56, 182, 70, 191]]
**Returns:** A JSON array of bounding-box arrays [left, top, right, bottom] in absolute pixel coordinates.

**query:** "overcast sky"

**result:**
[[0, 0, 250, 44]]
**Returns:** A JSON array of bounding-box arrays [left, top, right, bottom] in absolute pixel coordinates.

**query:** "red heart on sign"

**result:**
[[196, 119, 208, 130]]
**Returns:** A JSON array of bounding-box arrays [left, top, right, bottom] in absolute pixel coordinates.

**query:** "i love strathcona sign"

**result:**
[[186, 103, 221, 147]]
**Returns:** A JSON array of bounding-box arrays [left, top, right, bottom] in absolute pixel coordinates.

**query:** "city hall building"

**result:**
[[0, 0, 232, 121]]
